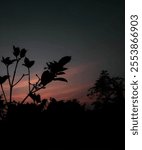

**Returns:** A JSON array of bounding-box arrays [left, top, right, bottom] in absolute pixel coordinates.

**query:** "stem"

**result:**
[[6, 66, 11, 86], [21, 87, 34, 104], [28, 68, 31, 93], [10, 59, 19, 103], [13, 74, 28, 87], [0, 84, 7, 102], [9, 86, 12, 103], [21, 77, 41, 104], [21, 85, 44, 104], [6, 66, 11, 103], [12, 60, 19, 85], [32, 85, 45, 93]]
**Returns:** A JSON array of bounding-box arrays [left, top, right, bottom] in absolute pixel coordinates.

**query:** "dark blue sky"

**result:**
[[0, 0, 124, 102]]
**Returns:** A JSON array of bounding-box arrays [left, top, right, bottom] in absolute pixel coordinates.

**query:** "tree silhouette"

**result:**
[[46, 98, 85, 113], [87, 70, 124, 105]]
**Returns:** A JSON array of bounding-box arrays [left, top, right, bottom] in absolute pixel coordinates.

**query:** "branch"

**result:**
[[32, 85, 45, 93], [6, 66, 11, 86], [10, 59, 20, 103], [0, 84, 7, 102], [13, 74, 28, 87], [28, 68, 31, 93], [36, 74, 41, 81], [12, 59, 19, 85], [21, 77, 41, 104]]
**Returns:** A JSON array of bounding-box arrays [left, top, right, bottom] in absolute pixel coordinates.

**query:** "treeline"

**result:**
[[0, 70, 124, 122]]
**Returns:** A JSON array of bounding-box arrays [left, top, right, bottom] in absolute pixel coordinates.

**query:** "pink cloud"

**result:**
[[1, 62, 96, 103]]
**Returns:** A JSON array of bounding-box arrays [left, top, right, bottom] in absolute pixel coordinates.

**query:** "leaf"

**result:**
[[40, 71, 54, 86], [60, 67, 68, 72], [24, 57, 30, 64], [0, 75, 9, 84], [58, 56, 71, 66], [29, 61, 35, 68], [29, 93, 41, 103], [54, 78, 68, 82], [1, 57, 16, 66], [53, 61, 58, 64], [13, 46, 20, 57], [20, 49, 27, 58], [23, 57, 34, 68], [1, 57, 5, 63]]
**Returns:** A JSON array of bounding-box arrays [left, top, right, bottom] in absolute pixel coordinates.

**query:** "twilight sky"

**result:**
[[0, 0, 124, 103]]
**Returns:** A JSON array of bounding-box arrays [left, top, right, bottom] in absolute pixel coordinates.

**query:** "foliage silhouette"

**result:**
[[39, 56, 71, 86], [23, 57, 35, 68], [0, 46, 71, 104], [0, 49, 124, 150], [87, 70, 124, 104], [3, 94, 124, 149], [0, 95, 8, 120], [0, 75, 9, 102], [0, 75, 9, 84], [29, 92, 41, 104]]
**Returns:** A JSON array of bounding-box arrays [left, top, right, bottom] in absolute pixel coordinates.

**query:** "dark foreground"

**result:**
[[0, 100, 124, 150]]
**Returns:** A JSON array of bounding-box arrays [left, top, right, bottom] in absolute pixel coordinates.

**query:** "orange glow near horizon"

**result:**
[[0, 63, 96, 103]]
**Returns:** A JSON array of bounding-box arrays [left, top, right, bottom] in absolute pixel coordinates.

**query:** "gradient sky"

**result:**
[[0, 0, 124, 103]]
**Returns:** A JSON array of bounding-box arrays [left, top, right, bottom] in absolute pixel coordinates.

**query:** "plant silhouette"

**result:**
[[0, 68, 124, 150], [0, 46, 71, 104], [39, 56, 71, 86], [0, 47, 124, 150]]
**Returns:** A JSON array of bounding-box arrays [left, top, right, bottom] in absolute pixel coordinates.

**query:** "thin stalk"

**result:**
[[10, 59, 19, 103], [9, 86, 12, 103], [12, 59, 19, 85], [6, 66, 11, 86], [28, 68, 31, 93], [32, 85, 45, 93], [21, 87, 34, 104], [0, 84, 7, 102], [13, 74, 28, 87], [6, 66, 11, 102], [21, 78, 41, 104]]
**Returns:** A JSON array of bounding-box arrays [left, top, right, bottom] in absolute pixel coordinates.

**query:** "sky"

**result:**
[[0, 0, 124, 103]]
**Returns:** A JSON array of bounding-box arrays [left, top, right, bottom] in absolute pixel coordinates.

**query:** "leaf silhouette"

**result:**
[[29, 93, 41, 103], [59, 67, 68, 72], [23, 57, 35, 68], [58, 56, 71, 66], [20, 49, 27, 58], [41, 56, 71, 86], [45, 56, 71, 74], [13, 46, 20, 57], [54, 78, 68, 82], [0, 75, 9, 84], [1, 57, 16, 66], [39, 70, 54, 86]]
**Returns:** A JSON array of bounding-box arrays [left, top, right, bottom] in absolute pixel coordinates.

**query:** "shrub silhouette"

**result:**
[[0, 46, 71, 105], [0, 95, 8, 120]]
